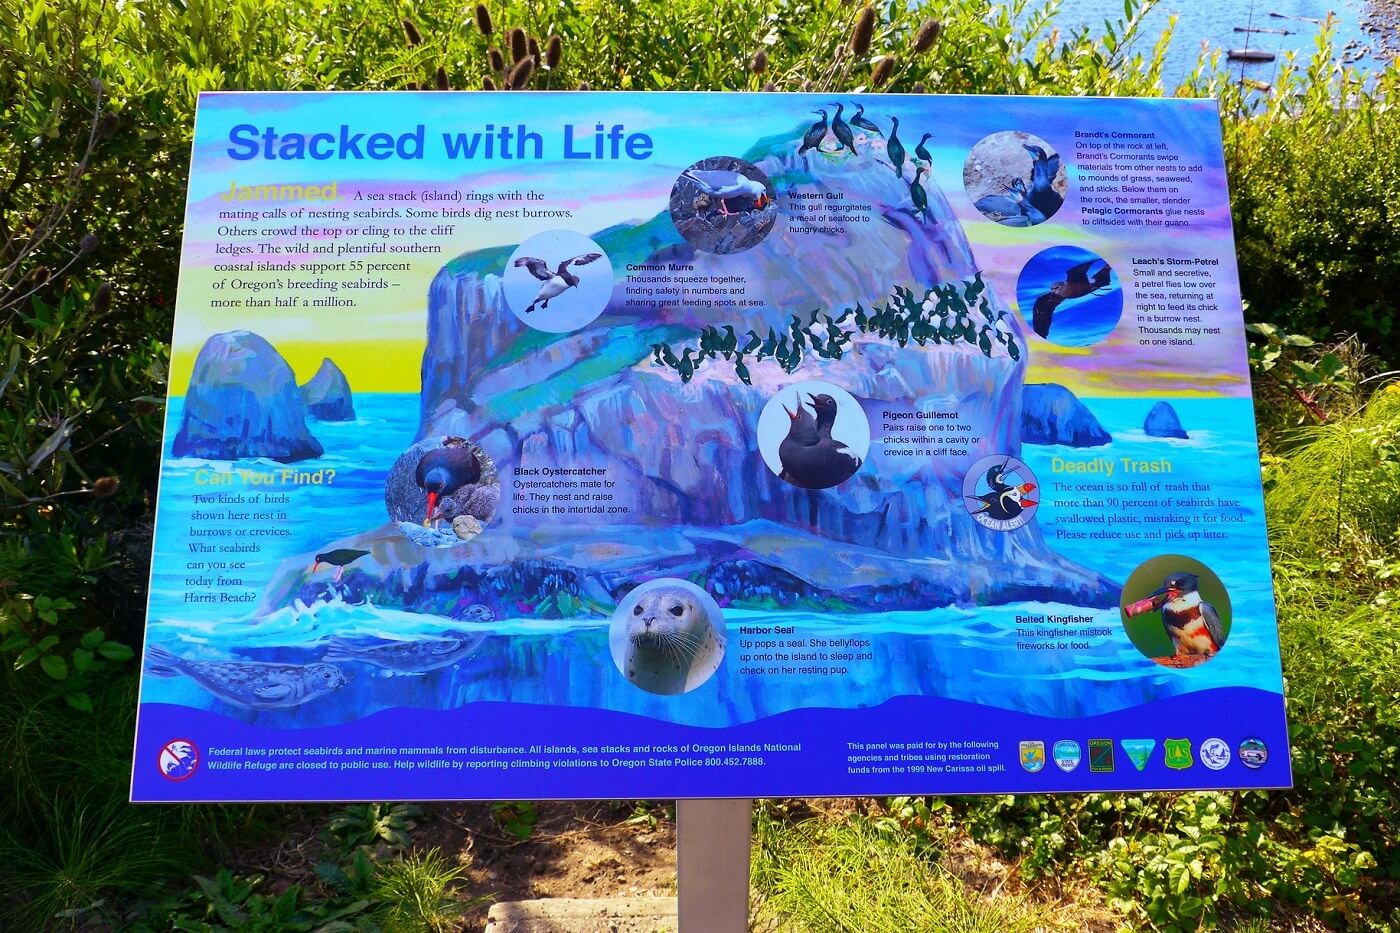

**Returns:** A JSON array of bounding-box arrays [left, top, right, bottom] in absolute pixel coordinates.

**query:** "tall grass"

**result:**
[[752, 814, 1054, 932]]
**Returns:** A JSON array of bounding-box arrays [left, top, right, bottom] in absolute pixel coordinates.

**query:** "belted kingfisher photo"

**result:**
[[1151, 571, 1226, 657]]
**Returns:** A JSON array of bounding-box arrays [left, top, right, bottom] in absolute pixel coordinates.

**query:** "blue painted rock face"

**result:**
[[173, 330, 323, 462], [1022, 383, 1111, 447], [300, 357, 355, 421], [1144, 401, 1189, 439]]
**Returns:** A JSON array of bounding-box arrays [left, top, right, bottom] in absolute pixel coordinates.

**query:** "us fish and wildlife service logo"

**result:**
[[1238, 737, 1268, 769], [1120, 738, 1156, 772], [1088, 739, 1115, 773], [963, 455, 1039, 532], [1163, 738, 1194, 770], [1200, 737, 1231, 771], [1052, 740, 1082, 772], [1019, 740, 1046, 773], [158, 739, 199, 782]]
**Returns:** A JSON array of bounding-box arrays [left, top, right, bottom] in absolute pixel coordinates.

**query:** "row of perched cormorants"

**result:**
[[799, 103, 936, 224], [649, 273, 1021, 387]]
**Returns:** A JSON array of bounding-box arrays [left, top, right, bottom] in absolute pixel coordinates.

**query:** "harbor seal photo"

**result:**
[[609, 579, 726, 696]]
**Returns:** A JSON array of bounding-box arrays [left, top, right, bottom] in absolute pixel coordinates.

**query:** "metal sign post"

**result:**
[[677, 799, 753, 931]]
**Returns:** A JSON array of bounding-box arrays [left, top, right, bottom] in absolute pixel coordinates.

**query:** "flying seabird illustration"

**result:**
[[680, 169, 771, 215], [886, 116, 907, 181], [965, 460, 1037, 522], [830, 103, 856, 152], [777, 393, 862, 490], [513, 252, 603, 313], [799, 109, 829, 154], [310, 548, 370, 582], [1023, 143, 1064, 217], [1030, 259, 1113, 339], [850, 103, 882, 136], [416, 440, 482, 526], [1149, 571, 1225, 657]]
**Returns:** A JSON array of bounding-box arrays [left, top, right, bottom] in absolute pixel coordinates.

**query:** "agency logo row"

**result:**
[[1018, 737, 1268, 774]]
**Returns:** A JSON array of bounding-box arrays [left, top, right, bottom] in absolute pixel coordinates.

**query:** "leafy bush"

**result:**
[[1217, 34, 1400, 358]]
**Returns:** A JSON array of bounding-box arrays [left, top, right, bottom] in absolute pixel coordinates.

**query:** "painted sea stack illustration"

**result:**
[[173, 329, 324, 462], [300, 357, 355, 421], [261, 122, 1116, 618]]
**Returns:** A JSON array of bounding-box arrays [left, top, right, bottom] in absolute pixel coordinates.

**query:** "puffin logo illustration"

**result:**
[[962, 455, 1039, 532], [158, 738, 199, 782], [1052, 740, 1082, 772], [1019, 740, 1046, 773]]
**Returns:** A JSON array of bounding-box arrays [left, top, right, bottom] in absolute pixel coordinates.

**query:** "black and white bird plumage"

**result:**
[[513, 252, 603, 313]]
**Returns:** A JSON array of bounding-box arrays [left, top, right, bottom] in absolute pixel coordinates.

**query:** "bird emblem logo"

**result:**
[[962, 455, 1039, 531]]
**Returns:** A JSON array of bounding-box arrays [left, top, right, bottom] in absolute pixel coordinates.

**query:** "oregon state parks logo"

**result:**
[[963, 455, 1038, 532], [1052, 740, 1082, 772]]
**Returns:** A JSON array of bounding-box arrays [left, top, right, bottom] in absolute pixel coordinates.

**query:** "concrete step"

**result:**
[[485, 896, 679, 933]]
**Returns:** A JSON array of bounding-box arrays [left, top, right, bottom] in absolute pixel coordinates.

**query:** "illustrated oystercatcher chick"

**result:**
[[310, 548, 370, 583], [799, 109, 829, 154], [829, 102, 856, 152], [965, 461, 1037, 522], [681, 169, 771, 216], [851, 103, 882, 137], [1031, 259, 1113, 339], [1023, 143, 1064, 217], [1151, 571, 1225, 657], [513, 252, 603, 314], [416, 440, 482, 526], [777, 393, 862, 489]]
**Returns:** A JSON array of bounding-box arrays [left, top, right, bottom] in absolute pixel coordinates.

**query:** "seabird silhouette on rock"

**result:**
[[1031, 259, 1113, 339], [513, 252, 603, 314], [851, 103, 882, 136], [915, 132, 934, 167], [680, 169, 770, 215], [799, 109, 829, 154], [829, 103, 856, 152], [887, 116, 907, 180]]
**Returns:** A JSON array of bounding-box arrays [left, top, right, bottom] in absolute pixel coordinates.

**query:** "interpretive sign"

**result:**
[[131, 92, 1289, 801]]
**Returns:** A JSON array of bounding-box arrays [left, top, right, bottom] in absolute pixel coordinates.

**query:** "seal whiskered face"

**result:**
[[612, 582, 727, 696], [628, 590, 706, 661]]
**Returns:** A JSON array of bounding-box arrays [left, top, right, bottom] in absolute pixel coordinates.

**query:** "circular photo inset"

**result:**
[[963, 130, 1067, 226], [609, 578, 726, 696], [670, 156, 778, 255], [1119, 554, 1232, 668], [383, 435, 501, 549], [504, 229, 613, 333], [758, 381, 869, 490], [1016, 245, 1122, 346], [962, 454, 1039, 532]]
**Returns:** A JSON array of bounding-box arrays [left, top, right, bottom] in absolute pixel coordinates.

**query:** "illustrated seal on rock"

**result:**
[[609, 579, 726, 696]]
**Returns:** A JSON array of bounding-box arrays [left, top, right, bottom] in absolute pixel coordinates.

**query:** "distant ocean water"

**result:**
[[1050, 0, 1381, 89]]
